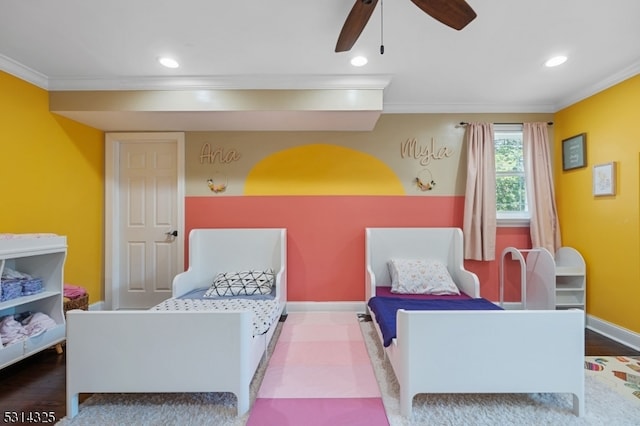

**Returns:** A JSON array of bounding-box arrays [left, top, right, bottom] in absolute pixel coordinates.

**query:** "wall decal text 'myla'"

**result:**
[[400, 138, 453, 166]]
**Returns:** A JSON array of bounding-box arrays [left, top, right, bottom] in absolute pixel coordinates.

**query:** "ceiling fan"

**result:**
[[335, 0, 477, 52]]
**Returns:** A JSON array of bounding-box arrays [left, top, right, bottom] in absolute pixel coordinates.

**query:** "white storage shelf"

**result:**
[[555, 247, 586, 310], [0, 235, 67, 370]]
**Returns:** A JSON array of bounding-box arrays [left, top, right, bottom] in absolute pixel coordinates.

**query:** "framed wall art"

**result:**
[[562, 133, 586, 171], [593, 162, 616, 196]]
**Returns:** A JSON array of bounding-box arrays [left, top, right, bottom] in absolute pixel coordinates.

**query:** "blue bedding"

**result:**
[[368, 296, 503, 347]]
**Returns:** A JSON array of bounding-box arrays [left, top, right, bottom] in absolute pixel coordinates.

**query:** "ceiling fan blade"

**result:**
[[410, 0, 477, 30], [335, 0, 379, 52]]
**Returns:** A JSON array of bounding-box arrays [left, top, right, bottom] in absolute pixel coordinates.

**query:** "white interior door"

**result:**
[[105, 132, 185, 310]]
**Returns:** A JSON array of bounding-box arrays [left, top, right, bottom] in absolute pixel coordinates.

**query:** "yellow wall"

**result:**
[[554, 74, 640, 334], [0, 71, 104, 303]]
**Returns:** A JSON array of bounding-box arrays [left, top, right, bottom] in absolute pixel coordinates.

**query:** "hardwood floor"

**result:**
[[0, 329, 638, 423], [583, 328, 640, 356]]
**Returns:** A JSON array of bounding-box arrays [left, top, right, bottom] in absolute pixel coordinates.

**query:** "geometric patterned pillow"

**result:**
[[388, 258, 460, 295], [204, 269, 275, 297]]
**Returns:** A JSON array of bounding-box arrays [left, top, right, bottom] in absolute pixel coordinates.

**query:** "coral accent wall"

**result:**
[[186, 196, 530, 301]]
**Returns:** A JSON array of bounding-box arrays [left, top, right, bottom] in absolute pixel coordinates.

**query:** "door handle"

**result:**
[[165, 230, 178, 237]]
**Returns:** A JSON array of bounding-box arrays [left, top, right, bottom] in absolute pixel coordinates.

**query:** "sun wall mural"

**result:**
[[244, 143, 405, 195]]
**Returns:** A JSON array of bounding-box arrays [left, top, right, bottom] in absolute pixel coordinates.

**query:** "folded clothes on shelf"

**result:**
[[1, 267, 43, 301], [0, 312, 57, 346], [1, 280, 22, 302]]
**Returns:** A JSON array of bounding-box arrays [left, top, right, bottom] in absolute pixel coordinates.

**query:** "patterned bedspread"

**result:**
[[151, 298, 282, 336]]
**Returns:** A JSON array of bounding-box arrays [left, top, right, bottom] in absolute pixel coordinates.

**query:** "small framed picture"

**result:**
[[593, 162, 616, 196], [562, 133, 586, 171]]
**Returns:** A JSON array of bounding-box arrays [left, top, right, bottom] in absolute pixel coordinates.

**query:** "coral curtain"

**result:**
[[523, 122, 562, 254], [463, 123, 496, 261]]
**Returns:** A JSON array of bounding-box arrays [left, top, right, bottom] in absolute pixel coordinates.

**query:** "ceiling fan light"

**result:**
[[350, 56, 368, 67], [545, 55, 567, 67], [159, 57, 180, 69]]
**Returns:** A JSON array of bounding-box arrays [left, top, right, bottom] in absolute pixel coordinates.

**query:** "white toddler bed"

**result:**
[[365, 227, 585, 418], [66, 228, 287, 418]]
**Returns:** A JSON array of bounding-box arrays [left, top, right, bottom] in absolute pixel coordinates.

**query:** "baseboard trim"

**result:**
[[285, 301, 365, 313], [88, 301, 105, 311], [586, 314, 640, 351]]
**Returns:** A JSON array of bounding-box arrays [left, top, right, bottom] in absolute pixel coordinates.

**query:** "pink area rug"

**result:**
[[246, 312, 389, 425]]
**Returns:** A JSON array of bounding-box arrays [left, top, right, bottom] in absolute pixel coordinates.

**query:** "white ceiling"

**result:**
[[1, 0, 639, 130]]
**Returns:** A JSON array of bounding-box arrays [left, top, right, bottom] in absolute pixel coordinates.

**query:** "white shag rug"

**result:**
[[57, 318, 639, 426], [360, 319, 640, 426]]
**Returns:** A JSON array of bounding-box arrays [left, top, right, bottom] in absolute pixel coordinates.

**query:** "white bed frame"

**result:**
[[365, 227, 585, 418], [66, 228, 287, 419]]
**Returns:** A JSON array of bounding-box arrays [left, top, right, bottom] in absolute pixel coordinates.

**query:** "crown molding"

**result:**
[[0, 54, 49, 89], [554, 59, 640, 111], [382, 102, 557, 114], [46, 74, 393, 92], [384, 59, 640, 114]]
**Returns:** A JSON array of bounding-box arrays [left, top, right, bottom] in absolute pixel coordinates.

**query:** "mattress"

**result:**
[[151, 298, 282, 336], [375, 286, 472, 300], [368, 296, 503, 347]]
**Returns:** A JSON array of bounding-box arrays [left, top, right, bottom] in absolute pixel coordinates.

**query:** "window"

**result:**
[[494, 125, 529, 226]]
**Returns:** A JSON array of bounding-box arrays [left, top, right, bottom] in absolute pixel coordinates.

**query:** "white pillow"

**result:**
[[388, 258, 460, 295], [204, 269, 275, 297]]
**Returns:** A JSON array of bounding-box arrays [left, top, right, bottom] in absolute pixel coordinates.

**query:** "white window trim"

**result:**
[[494, 124, 530, 228], [497, 214, 530, 228]]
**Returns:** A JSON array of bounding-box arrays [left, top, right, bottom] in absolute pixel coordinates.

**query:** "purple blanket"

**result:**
[[367, 296, 503, 347]]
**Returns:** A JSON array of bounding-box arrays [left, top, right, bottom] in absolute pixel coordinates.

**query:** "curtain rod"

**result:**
[[458, 121, 553, 126]]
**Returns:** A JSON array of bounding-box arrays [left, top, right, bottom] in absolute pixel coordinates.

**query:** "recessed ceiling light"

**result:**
[[545, 55, 567, 67], [158, 57, 180, 68], [350, 56, 368, 67]]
